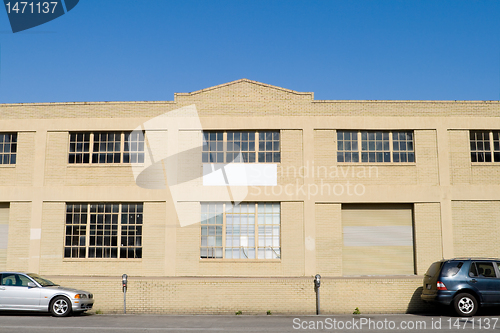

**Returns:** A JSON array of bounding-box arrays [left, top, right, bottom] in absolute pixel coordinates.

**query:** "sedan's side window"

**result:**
[[15, 275, 32, 287], [1, 274, 16, 286], [1, 274, 31, 287]]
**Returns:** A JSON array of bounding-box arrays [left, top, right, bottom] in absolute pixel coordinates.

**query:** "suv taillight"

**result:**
[[437, 281, 447, 290]]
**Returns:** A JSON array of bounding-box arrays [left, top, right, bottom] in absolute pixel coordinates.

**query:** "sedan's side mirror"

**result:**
[[27, 282, 37, 288]]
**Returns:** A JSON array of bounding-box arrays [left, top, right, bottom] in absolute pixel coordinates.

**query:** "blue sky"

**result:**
[[0, 0, 499, 103]]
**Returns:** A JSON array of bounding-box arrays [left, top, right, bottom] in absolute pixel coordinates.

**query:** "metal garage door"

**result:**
[[342, 204, 414, 276]]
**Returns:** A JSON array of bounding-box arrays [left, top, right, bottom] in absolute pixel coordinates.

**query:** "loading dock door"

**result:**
[[342, 204, 414, 276]]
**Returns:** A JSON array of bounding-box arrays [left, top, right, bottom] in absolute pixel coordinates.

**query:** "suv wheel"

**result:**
[[50, 296, 72, 317], [453, 293, 478, 317]]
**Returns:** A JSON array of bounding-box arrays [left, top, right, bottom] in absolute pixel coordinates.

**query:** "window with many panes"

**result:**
[[200, 202, 280, 259], [202, 131, 280, 163], [68, 132, 145, 164], [0, 133, 17, 165], [470, 130, 500, 162], [64, 203, 143, 259], [337, 131, 415, 163]]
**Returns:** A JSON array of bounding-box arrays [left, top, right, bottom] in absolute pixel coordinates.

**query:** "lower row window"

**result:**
[[200, 202, 280, 259], [64, 203, 143, 259]]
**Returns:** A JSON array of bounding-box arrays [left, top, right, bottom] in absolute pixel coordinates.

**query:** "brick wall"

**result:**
[[315, 203, 342, 276], [6, 202, 31, 271], [44, 131, 137, 186], [0, 132, 35, 186], [413, 203, 442, 275], [47, 275, 426, 315], [279, 130, 303, 186], [449, 130, 471, 185], [39, 202, 166, 276], [2, 79, 500, 314], [175, 202, 304, 277], [452, 201, 500, 257], [313, 130, 438, 186]]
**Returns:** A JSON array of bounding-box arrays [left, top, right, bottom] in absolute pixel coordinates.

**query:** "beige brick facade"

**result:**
[[46, 275, 426, 315], [1, 79, 500, 314], [452, 201, 500, 257]]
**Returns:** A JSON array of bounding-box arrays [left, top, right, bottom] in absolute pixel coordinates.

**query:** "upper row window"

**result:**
[[68, 132, 145, 164], [337, 131, 415, 163], [0, 133, 17, 165], [202, 131, 280, 163], [470, 130, 500, 163]]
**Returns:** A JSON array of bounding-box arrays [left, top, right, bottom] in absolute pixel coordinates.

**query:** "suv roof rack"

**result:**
[[449, 257, 500, 261]]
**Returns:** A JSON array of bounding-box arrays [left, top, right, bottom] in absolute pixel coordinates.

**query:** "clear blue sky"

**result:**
[[0, 0, 499, 103]]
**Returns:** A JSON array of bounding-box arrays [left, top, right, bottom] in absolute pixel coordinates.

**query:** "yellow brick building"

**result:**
[[0, 79, 499, 314]]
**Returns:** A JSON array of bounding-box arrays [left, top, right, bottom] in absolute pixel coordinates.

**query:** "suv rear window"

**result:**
[[441, 261, 463, 277], [425, 261, 444, 277]]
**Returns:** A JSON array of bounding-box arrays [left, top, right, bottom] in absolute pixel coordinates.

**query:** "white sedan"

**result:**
[[0, 272, 94, 317]]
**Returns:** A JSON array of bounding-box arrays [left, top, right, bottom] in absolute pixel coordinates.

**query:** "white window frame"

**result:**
[[337, 130, 415, 163], [202, 131, 280, 164], [0, 132, 17, 165], [68, 131, 145, 164], [64, 202, 143, 259], [200, 202, 281, 260], [470, 130, 500, 163]]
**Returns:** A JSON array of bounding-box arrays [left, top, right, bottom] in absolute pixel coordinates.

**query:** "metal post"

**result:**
[[122, 274, 128, 314], [314, 274, 321, 315]]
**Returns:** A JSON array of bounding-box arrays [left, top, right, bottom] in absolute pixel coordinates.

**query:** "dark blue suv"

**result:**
[[421, 258, 500, 316]]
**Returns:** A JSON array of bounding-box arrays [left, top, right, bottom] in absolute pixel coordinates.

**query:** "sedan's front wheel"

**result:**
[[453, 293, 478, 317], [50, 296, 72, 317]]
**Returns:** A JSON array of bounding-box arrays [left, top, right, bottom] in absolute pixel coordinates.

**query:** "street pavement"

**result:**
[[1, 312, 500, 332]]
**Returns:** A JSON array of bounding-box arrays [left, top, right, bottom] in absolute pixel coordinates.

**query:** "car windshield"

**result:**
[[27, 273, 59, 287]]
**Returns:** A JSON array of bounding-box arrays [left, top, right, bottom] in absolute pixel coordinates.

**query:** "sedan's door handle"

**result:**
[[0, 287, 5, 290], [471, 279, 477, 283]]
